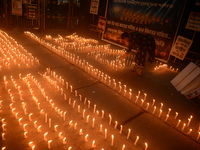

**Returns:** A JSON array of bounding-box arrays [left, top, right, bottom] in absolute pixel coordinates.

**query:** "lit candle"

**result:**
[[114, 121, 118, 129], [122, 144, 125, 150], [129, 92, 132, 99], [176, 120, 181, 127], [92, 118, 95, 128], [79, 129, 83, 135], [111, 135, 114, 146], [187, 129, 192, 135], [140, 99, 144, 106], [83, 109, 86, 118], [88, 100, 90, 109], [135, 96, 138, 103], [109, 114, 112, 125], [70, 85, 73, 92], [145, 142, 148, 150], [63, 137, 67, 144], [73, 101, 76, 108], [84, 98, 87, 105], [48, 140, 52, 149], [59, 132, 63, 139], [102, 110, 104, 119], [105, 129, 107, 139], [49, 118, 51, 128], [187, 118, 191, 127], [137, 91, 140, 97], [45, 113, 47, 123], [2, 133, 5, 140], [37, 125, 41, 132], [152, 99, 155, 106], [29, 113, 33, 121], [165, 114, 169, 122], [34, 121, 37, 128], [37, 103, 40, 110], [100, 124, 103, 132], [127, 129, 131, 139], [119, 125, 123, 134], [93, 105, 96, 113], [182, 123, 186, 131], [68, 146, 72, 150], [134, 136, 139, 145], [63, 111, 67, 121], [54, 125, 58, 132], [167, 108, 171, 115], [23, 124, 27, 131], [160, 103, 163, 110], [174, 112, 178, 119], [86, 115, 90, 123], [143, 93, 147, 101], [152, 106, 156, 114], [24, 132, 28, 138], [74, 123, 77, 129], [85, 134, 88, 142], [64, 94, 67, 100], [158, 109, 162, 118], [44, 132, 48, 141], [69, 98, 71, 105], [146, 103, 149, 110], [92, 140, 96, 148], [78, 105, 80, 113], [69, 120, 73, 126]]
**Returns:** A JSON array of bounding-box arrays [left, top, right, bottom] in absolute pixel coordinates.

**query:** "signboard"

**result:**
[[185, 12, 200, 31], [97, 16, 107, 32], [103, 0, 186, 61], [90, 0, 99, 15], [26, 4, 37, 19], [170, 35, 193, 60], [12, 0, 22, 15]]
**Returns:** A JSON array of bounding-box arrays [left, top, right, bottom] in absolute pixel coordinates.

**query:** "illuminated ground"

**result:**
[[0, 29, 199, 150]]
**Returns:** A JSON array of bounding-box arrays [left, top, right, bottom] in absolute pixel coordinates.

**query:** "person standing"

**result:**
[[120, 31, 156, 75]]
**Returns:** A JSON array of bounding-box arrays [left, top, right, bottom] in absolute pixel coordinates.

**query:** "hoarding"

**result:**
[[12, 0, 22, 15], [90, 0, 99, 15], [103, 0, 186, 61], [170, 35, 193, 60]]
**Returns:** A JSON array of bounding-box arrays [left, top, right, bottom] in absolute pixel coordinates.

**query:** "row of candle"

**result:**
[[28, 72, 142, 149], [44, 69, 149, 149], [0, 30, 39, 71], [3, 74, 74, 150], [154, 62, 179, 72], [24, 31, 199, 142], [2, 30, 144, 149]]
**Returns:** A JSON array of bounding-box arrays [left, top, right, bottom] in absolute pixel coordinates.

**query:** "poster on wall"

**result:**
[[186, 12, 200, 31], [98, 16, 107, 32], [12, 0, 22, 15], [26, 4, 37, 19], [170, 35, 193, 60], [102, 0, 186, 61], [90, 0, 99, 15]]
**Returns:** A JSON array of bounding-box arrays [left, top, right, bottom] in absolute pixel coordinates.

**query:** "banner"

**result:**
[[186, 12, 200, 31], [12, 0, 22, 15], [90, 0, 99, 15], [26, 4, 37, 19], [103, 0, 186, 61], [170, 35, 192, 60]]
